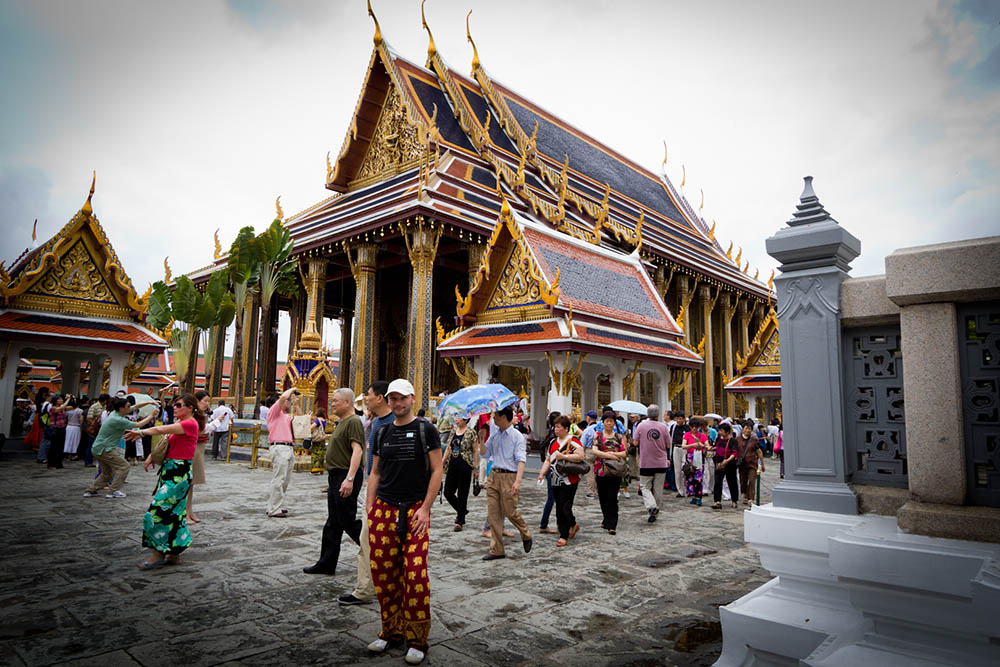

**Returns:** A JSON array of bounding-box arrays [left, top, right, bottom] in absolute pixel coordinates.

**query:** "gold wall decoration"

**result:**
[[736, 306, 779, 374], [213, 230, 222, 259], [734, 392, 749, 416], [32, 241, 118, 305], [122, 351, 155, 387], [100, 357, 112, 393], [622, 360, 643, 401], [545, 351, 586, 395], [444, 356, 478, 387], [354, 86, 425, 186], [484, 244, 541, 312], [668, 368, 692, 401], [0, 340, 10, 379]]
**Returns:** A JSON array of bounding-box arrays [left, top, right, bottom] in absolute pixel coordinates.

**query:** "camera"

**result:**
[[292, 390, 300, 396]]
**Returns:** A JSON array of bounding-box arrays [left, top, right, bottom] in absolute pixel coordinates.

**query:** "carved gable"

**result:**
[[352, 86, 425, 189], [479, 244, 550, 324], [26, 240, 120, 307]]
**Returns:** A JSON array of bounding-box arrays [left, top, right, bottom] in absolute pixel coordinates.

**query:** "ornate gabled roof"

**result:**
[[725, 304, 781, 394], [0, 174, 148, 320]]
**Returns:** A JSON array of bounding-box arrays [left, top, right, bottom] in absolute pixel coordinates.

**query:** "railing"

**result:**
[[957, 300, 1000, 508]]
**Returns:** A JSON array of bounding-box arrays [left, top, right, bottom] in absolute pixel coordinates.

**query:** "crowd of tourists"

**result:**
[[20, 373, 781, 665]]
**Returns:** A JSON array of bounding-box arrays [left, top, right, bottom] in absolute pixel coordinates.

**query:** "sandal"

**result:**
[[608, 529, 616, 535], [732, 502, 739, 508], [137, 559, 167, 570], [568, 524, 580, 539], [712, 502, 722, 510], [539, 528, 559, 534], [556, 538, 568, 547]]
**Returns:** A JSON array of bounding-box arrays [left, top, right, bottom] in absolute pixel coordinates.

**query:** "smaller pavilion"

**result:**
[[437, 195, 701, 434], [0, 176, 167, 437], [723, 305, 781, 423]]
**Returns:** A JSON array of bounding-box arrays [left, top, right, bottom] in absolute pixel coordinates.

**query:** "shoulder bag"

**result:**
[[597, 432, 629, 477], [150, 435, 169, 466], [291, 414, 312, 441], [554, 441, 590, 477]]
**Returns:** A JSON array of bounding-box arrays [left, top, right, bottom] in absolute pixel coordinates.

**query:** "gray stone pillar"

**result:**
[[765, 176, 861, 515]]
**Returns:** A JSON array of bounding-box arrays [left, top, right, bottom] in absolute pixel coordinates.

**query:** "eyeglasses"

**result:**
[[173, 403, 186, 409]]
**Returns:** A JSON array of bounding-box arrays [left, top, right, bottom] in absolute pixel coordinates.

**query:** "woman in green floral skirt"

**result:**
[[127, 393, 204, 569]]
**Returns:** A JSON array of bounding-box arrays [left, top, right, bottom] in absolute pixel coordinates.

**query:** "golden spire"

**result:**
[[699, 188, 704, 212], [421, 0, 436, 60], [680, 164, 686, 187], [726, 241, 733, 258], [735, 246, 743, 264], [213, 229, 222, 259], [31, 219, 37, 242], [367, 0, 382, 46], [81, 171, 96, 217], [275, 196, 284, 221], [163, 257, 172, 283], [767, 270, 775, 290], [743, 261, 749, 274], [661, 140, 668, 169], [754, 268, 759, 280], [326, 151, 333, 182], [708, 219, 716, 240], [466, 11, 481, 71]]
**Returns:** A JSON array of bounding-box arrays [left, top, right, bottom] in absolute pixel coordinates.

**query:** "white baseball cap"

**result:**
[[386, 378, 415, 397]]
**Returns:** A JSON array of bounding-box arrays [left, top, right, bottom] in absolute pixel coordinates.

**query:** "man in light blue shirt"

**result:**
[[482, 406, 533, 560]]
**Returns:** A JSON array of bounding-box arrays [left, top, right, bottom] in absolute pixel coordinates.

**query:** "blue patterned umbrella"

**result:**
[[436, 384, 519, 421]]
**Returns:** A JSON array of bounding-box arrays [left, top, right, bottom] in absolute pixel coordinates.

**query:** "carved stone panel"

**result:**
[[842, 327, 907, 487], [958, 301, 1000, 507]]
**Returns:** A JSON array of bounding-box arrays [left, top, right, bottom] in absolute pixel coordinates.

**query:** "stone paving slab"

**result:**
[[0, 455, 780, 666]]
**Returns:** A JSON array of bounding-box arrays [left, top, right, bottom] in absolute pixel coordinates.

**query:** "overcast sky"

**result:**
[[3, 0, 999, 359]]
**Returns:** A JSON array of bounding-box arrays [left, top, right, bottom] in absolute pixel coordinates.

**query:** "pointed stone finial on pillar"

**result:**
[[764, 176, 861, 515]]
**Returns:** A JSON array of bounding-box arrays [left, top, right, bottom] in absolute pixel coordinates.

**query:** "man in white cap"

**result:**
[[365, 378, 443, 665]]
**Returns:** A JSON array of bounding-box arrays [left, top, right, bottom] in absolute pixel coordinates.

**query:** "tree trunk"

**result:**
[[253, 301, 270, 420], [231, 312, 244, 418], [184, 330, 200, 394]]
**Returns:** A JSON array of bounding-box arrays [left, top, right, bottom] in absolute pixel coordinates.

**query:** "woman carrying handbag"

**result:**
[[592, 411, 629, 535], [536, 415, 586, 547]]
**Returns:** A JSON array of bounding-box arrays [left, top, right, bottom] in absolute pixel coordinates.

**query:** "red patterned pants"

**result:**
[[368, 497, 430, 651]]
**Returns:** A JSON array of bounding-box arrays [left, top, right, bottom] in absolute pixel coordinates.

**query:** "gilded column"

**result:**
[[347, 243, 378, 396], [297, 258, 326, 353], [404, 220, 442, 411], [721, 293, 736, 417], [699, 284, 716, 415], [737, 298, 750, 359], [467, 242, 486, 288], [339, 313, 352, 388]]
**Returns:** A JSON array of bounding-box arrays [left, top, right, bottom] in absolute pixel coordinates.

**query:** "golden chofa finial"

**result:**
[[275, 196, 284, 221], [661, 140, 668, 169], [81, 171, 96, 217], [213, 229, 222, 259], [726, 241, 733, 258], [708, 220, 716, 240], [767, 270, 775, 290], [754, 268, 759, 280], [163, 257, 172, 283], [31, 219, 37, 242], [735, 246, 743, 264], [466, 11, 481, 71], [421, 0, 437, 60], [326, 151, 333, 182], [680, 165, 686, 188], [367, 0, 382, 46], [699, 189, 704, 213]]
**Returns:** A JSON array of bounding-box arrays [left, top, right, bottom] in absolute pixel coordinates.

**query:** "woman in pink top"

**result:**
[[682, 416, 709, 506], [127, 393, 204, 569]]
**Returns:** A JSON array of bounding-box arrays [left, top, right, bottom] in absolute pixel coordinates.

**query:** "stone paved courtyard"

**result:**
[[0, 454, 777, 666]]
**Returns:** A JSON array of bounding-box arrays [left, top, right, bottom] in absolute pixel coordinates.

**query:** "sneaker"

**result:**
[[106, 490, 126, 499], [623, 491, 631, 499], [83, 491, 95, 498], [405, 647, 426, 664], [338, 593, 372, 606], [647, 508, 657, 523]]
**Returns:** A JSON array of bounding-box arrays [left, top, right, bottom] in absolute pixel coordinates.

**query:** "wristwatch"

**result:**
[[346, 475, 355, 482]]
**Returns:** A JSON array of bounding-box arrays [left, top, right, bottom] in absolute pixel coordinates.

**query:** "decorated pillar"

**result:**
[[339, 313, 352, 387], [765, 176, 860, 514], [404, 219, 442, 411], [347, 243, 378, 396], [467, 242, 487, 288], [285, 257, 328, 414], [676, 275, 693, 413], [699, 284, 716, 415], [287, 294, 306, 361], [736, 298, 750, 359], [721, 293, 736, 416]]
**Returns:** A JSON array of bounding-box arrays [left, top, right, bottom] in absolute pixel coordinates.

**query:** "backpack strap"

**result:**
[[417, 417, 430, 474]]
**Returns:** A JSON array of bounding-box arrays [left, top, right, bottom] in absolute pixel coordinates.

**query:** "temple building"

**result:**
[[186, 9, 776, 429], [0, 176, 168, 436]]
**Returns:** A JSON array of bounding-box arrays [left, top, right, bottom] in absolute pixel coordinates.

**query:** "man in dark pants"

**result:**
[[304, 387, 366, 575]]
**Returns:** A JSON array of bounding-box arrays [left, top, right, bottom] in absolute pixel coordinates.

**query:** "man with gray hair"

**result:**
[[304, 387, 366, 575], [634, 403, 671, 523]]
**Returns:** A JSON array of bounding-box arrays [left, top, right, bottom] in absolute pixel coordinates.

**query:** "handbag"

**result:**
[[291, 415, 312, 440], [150, 435, 169, 466], [555, 460, 591, 477], [595, 431, 628, 477]]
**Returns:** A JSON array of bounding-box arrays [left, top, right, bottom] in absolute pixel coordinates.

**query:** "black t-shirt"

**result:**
[[373, 418, 440, 505], [672, 424, 690, 448]]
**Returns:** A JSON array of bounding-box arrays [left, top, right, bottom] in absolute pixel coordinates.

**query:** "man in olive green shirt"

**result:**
[[303, 387, 366, 575]]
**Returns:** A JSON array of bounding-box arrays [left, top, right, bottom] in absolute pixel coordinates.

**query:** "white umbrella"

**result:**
[[608, 399, 647, 414], [127, 393, 159, 418], [704, 412, 723, 421]]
